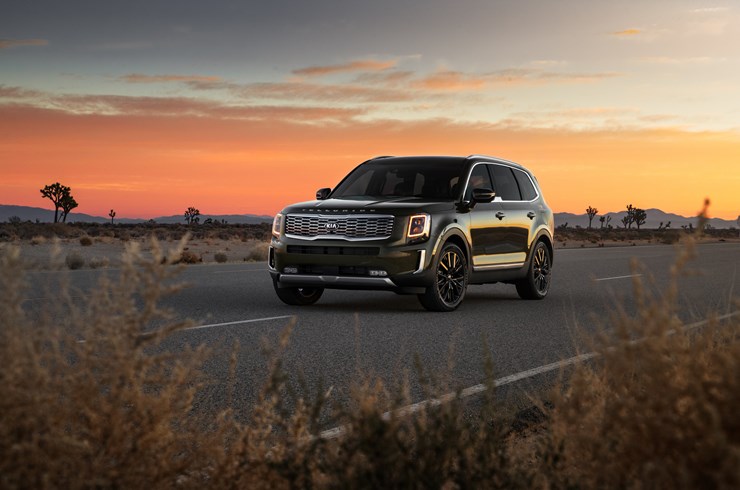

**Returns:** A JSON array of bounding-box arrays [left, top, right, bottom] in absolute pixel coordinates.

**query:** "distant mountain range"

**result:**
[[0, 205, 273, 225], [554, 208, 739, 230], [1, 204, 738, 229]]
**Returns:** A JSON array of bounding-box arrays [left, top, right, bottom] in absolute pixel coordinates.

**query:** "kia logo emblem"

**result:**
[[325, 222, 338, 231]]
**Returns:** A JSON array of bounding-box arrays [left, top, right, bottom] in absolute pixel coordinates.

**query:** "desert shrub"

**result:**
[[536, 233, 740, 489], [0, 241, 219, 488], [243, 240, 269, 262], [79, 236, 93, 246], [214, 252, 228, 263], [30, 235, 46, 246], [89, 256, 110, 269], [175, 250, 201, 264], [661, 229, 680, 244], [65, 251, 85, 270]]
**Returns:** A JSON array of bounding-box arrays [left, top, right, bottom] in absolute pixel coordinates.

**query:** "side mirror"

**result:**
[[316, 187, 331, 200], [472, 188, 495, 204]]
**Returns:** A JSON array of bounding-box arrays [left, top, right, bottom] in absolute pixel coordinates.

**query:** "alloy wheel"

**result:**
[[532, 245, 551, 295], [436, 249, 466, 306]]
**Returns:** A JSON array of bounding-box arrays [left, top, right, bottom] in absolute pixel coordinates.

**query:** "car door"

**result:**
[[465, 163, 502, 268], [484, 164, 531, 266]]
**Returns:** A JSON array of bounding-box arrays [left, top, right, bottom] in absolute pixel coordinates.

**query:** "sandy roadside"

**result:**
[[5, 236, 269, 270], [4, 234, 737, 270]]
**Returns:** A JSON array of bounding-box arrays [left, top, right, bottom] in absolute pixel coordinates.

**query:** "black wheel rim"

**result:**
[[533, 246, 551, 294], [436, 249, 465, 306]]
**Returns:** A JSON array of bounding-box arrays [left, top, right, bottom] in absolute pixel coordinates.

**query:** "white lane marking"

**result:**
[[319, 311, 739, 440], [212, 268, 268, 274], [184, 315, 293, 331], [77, 315, 294, 343], [594, 273, 642, 282]]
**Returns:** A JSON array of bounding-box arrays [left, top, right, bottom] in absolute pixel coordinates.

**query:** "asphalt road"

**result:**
[[22, 242, 740, 422]]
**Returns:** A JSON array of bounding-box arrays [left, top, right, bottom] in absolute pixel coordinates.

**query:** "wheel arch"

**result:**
[[431, 226, 471, 266], [529, 229, 554, 266]]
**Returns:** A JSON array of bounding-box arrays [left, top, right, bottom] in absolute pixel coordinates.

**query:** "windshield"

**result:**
[[331, 160, 465, 200]]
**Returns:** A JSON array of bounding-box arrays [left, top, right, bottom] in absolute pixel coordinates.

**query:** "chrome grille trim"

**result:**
[[284, 214, 395, 241]]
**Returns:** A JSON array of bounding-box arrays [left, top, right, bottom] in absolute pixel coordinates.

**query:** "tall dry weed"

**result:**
[[538, 205, 740, 488], [0, 239, 222, 488]]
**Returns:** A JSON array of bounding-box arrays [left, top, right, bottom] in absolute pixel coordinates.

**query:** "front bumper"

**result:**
[[269, 237, 434, 294]]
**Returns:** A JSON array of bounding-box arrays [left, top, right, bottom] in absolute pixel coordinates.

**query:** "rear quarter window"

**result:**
[[513, 169, 538, 201]]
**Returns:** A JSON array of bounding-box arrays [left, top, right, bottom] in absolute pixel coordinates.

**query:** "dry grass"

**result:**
[[243, 240, 269, 262], [531, 208, 740, 488], [1, 217, 738, 488], [0, 222, 271, 242], [64, 251, 85, 270]]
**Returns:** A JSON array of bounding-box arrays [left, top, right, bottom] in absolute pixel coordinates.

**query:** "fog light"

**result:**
[[369, 269, 387, 277], [284, 266, 298, 274]]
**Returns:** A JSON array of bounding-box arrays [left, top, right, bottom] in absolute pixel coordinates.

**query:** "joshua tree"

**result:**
[[60, 194, 78, 223], [184, 206, 200, 225], [586, 206, 598, 229], [599, 216, 606, 229], [623, 204, 637, 229], [40, 182, 73, 223], [109, 209, 116, 225], [633, 208, 647, 230]]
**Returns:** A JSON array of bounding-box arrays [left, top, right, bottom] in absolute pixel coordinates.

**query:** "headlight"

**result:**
[[407, 214, 430, 239], [272, 213, 283, 238]]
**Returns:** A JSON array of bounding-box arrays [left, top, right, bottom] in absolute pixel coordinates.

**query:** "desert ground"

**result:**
[[1, 222, 737, 270]]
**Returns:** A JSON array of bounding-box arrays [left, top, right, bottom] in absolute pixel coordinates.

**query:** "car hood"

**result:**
[[282, 197, 455, 215]]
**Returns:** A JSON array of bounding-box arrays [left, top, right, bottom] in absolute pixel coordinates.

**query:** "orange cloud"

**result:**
[[119, 73, 223, 84], [0, 88, 363, 122], [411, 69, 618, 92], [0, 38, 48, 49], [292, 59, 398, 77], [236, 81, 414, 103], [1, 103, 738, 220], [612, 28, 642, 36], [413, 71, 488, 91]]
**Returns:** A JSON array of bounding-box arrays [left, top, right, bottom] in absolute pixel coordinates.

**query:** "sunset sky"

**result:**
[[1, 0, 739, 219]]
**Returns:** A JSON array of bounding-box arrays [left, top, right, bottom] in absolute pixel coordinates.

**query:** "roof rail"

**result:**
[[372, 155, 394, 160], [467, 154, 523, 167]]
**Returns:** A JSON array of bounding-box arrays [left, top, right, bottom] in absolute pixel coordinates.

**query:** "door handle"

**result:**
[[527, 212, 536, 220], [495, 212, 505, 220]]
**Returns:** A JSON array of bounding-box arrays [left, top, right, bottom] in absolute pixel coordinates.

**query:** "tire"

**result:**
[[516, 241, 551, 300], [273, 279, 324, 306], [418, 242, 468, 311]]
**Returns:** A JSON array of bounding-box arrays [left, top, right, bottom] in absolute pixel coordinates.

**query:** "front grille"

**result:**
[[285, 214, 394, 240], [287, 245, 380, 255]]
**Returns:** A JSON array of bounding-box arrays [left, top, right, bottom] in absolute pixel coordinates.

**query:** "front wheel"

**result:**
[[273, 279, 324, 306], [516, 241, 551, 300], [418, 243, 468, 311]]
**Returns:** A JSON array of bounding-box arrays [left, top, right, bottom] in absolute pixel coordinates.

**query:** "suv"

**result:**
[[269, 155, 554, 311]]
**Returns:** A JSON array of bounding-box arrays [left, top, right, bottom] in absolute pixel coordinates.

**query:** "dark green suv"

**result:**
[[269, 155, 554, 311]]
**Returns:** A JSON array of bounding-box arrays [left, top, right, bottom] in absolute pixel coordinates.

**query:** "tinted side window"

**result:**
[[513, 169, 537, 201], [464, 164, 494, 201], [490, 165, 521, 201]]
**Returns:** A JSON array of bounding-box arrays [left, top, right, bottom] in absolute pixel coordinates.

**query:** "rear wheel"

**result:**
[[273, 279, 324, 306], [418, 243, 468, 311], [516, 241, 551, 300]]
